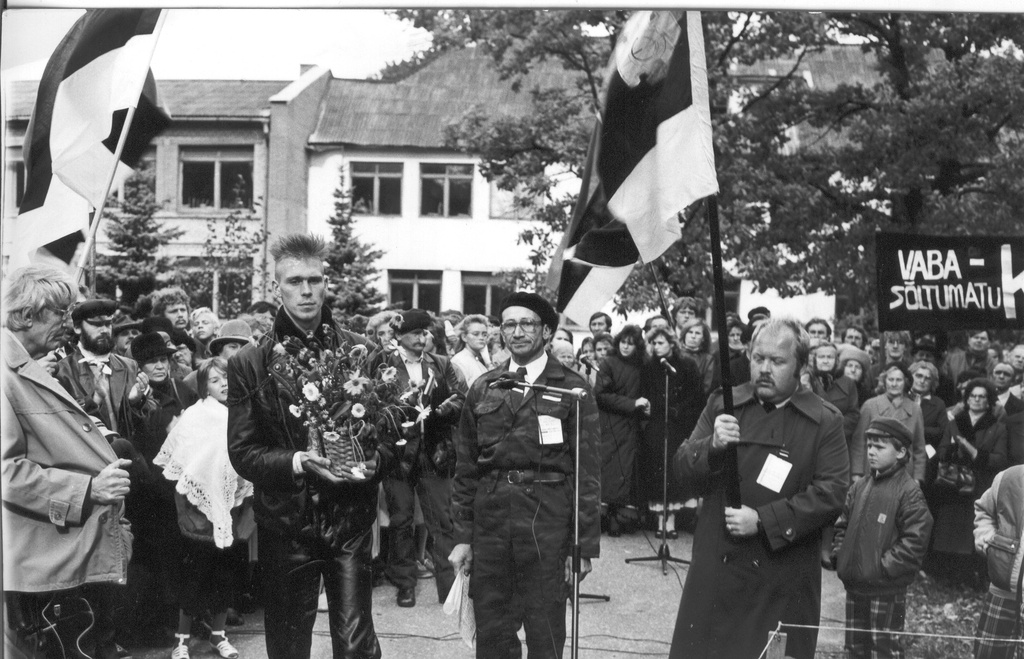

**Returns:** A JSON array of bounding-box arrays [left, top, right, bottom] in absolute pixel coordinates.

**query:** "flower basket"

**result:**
[[315, 428, 367, 479]]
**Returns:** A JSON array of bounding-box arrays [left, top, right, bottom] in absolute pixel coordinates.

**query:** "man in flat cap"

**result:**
[[449, 292, 600, 658], [377, 309, 466, 608], [55, 298, 155, 439]]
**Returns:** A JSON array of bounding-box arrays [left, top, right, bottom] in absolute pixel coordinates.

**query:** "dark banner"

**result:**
[[876, 232, 1024, 331]]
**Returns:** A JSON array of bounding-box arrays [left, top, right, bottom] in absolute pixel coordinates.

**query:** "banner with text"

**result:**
[[876, 232, 1024, 331]]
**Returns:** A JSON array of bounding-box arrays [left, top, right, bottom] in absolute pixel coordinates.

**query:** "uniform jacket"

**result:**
[[851, 395, 927, 481], [452, 356, 601, 558], [833, 463, 933, 595], [380, 349, 466, 478], [1, 328, 132, 592], [227, 306, 392, 545], [55, 347, 155, 439], [669, 383, 849, 659], [974, 465, 1024, 599]]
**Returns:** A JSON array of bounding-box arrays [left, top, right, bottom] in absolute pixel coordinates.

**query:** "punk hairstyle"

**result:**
[[2, 265, 78, 332], [270, 234, 327, 269]]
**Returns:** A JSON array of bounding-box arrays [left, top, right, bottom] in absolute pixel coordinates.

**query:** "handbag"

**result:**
[[933, 439, 976, 495]]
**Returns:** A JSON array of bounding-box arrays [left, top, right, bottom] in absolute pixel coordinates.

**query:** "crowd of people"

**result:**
[[4, 243, 1024, 659]]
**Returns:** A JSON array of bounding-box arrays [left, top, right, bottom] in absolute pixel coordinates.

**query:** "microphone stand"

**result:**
[[502, 379, 604, 659], [625, 363, 690, 575]]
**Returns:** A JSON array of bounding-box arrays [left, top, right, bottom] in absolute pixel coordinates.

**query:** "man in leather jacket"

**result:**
[[227, 234, 392, 659]]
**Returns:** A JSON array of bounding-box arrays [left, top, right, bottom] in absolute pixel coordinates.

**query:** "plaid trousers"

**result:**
[[845, 591, 906, 659], [975, 591, 1024, 659]]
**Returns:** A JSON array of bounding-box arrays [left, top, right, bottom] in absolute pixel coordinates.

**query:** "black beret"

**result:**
[[71, 298, 117, 324], [500, 292, 559, 331], [140, 315, 175, 336], [865, 418, 912, 449], [397, 309, 432, 335], [170, 329, 197, 353], [130, 332, 178, 364], [747, 306, 771, 323]]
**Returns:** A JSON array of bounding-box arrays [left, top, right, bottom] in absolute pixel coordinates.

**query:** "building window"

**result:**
[[462, 272, 510, 317], [8, 161, 26, 214], [351, 162, 402, 215], [389, 270, 442, 312], [180, 147, 253, 210], [420, 163, 472, 217]]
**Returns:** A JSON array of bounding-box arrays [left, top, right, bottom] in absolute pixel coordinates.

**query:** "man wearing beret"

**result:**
[[378, 309, 467, 608], [449, 292, 601, 658], [55, 298, 155, 439]]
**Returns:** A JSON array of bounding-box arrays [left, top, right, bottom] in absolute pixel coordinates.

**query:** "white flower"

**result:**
[[381, 366, 398, 383], [343, 377, 369, 396], [415, 404, 432, 423], [302, 382, 320, 401], [289, 404, 302, 418], [349, 344, 368, 359], [351, 403, 366, 419]]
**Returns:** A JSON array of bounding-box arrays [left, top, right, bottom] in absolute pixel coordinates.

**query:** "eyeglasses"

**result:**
[[968, 394, 988, 400], [500, 319, 541, 335], [994, 371, 1014, 378]]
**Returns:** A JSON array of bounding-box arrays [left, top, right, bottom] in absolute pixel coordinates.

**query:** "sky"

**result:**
[[1, 9, 432, 82]]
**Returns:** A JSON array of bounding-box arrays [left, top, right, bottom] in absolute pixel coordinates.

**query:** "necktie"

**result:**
[[511, 366, 528, 407]]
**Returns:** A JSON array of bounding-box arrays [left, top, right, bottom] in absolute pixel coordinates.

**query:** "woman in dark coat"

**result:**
[[594, 325, 648, 536], [126, 332, 200, 644], [677, 318, 719, 400], [638, 327, 703, 538], [928, 378, 1008, 587]]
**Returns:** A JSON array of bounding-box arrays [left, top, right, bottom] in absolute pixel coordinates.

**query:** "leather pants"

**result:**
[[259, 528, 380, 659]]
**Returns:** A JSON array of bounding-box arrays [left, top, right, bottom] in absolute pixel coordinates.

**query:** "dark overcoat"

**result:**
[[669, 383, 849, 659], [594, 352, 642, 506]]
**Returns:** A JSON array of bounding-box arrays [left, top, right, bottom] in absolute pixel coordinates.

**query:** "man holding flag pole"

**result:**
[[548, 10, 849, 658], [3, 9, 171, 658]]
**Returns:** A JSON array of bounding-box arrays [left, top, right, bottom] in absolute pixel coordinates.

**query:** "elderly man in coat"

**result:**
[[669, 318, 850, 659], [2, 266, 134, 659]]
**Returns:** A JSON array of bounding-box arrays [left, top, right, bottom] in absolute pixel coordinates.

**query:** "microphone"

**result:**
[[579, 355, 600, 373], [489, 371, 525, 390], [660, 357, 677, 374]]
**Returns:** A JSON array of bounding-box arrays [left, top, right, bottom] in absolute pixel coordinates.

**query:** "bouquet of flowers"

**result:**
[[275, 330, 415, 479]]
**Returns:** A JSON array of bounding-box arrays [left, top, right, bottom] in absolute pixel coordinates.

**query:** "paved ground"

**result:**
[[132, 529, 845, 658]]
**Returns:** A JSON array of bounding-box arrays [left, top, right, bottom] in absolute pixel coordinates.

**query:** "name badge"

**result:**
[[538, 415, 564, 445], [756, 453, 792, 493]]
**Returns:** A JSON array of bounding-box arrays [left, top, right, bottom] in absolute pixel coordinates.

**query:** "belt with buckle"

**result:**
[[502, 469, 566, 484]]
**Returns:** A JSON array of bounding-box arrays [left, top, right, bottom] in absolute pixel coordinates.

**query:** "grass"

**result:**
[[903, 572, 986, 659]]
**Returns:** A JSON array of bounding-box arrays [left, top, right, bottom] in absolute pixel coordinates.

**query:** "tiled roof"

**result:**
[[6, 79, 288, 121], [310, 47, 585, 148], [732, 43, 898, 90]]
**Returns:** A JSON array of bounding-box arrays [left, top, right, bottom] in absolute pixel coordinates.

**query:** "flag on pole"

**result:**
[[548, 10, 718, 324], [11, 9, 170, 268]]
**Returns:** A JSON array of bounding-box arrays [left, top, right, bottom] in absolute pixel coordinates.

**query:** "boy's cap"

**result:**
[[865, 418, 912, 449]]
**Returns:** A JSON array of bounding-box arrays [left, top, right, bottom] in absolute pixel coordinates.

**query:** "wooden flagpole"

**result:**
[[75, 9, 168, 289], [706, 195, 741, 508]]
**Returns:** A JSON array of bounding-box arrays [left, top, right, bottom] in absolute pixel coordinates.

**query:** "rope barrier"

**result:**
[[778, 622, 1024, 643], [756, 619, 1024, 658]]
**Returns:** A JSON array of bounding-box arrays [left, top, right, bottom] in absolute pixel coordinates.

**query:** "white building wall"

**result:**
[[307, 148, 541, 309]]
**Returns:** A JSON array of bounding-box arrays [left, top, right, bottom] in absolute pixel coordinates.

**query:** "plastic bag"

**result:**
[[443, 569, 475, 649]]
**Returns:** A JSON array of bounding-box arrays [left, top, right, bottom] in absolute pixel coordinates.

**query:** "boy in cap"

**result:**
[[830, 418, 933, 659]]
